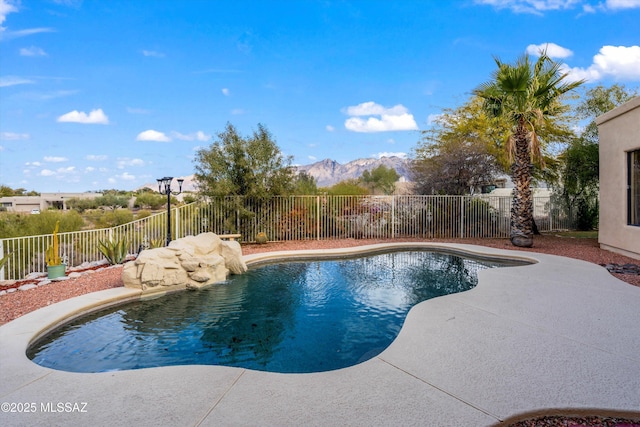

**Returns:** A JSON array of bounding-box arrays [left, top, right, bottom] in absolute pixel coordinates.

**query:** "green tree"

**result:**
[[360, 165, 400, 195], [194, 123, 294, 198], [66, 197, 99, 212], [95, 193, 130, 210], [194, 123, 295, 234], [0, 185, 40, 197], [559, 84, 637, 230], [475, 53, 583, 247], [324, 179, 369, 195], [412, 98, 504, 195], [133, 192, 167, 210], [292, 171, 318, 195]]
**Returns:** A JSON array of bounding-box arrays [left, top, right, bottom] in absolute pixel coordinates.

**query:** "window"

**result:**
[[630, 150, 640, 226]]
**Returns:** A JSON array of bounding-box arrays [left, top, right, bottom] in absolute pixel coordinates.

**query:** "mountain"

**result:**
[[297, 156, 411, 187], [140, 156, 411, 192]]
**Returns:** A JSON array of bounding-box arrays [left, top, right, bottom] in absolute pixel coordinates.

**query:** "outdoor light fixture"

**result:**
[[157, 176, 184, 246]]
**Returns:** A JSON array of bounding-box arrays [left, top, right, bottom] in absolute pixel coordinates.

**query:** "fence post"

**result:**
[[460, 196, 465, 239], [316, 196, 321, 241], [174, 206, 180, 239], [0, 240, 4, 281], [391, 195, 395, 239]]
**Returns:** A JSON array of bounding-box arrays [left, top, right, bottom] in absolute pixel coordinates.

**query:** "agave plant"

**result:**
[[0, 252, 12, 275], [97, 236, 130, 265]]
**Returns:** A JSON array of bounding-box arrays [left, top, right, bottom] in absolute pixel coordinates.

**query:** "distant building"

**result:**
[[596, 96, 640, 260], [0, 193, 103, 213]]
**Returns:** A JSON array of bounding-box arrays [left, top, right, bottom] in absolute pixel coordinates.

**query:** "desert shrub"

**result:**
[[0, 210, 84, 238], [94, 209, 134, 228]]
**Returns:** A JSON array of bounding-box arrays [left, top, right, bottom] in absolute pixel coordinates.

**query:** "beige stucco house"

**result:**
[[596, 96, 640, 260], [0, 192, 102, 213]]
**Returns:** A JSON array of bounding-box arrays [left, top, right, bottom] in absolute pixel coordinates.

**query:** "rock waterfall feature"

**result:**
[[122, 233, 247, 292]]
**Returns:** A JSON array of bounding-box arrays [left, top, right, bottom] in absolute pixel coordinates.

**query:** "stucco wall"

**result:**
[[595, 97, 640, 260]]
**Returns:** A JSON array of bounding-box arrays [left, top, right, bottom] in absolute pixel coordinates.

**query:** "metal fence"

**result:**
[[0, 194, 576, 281]]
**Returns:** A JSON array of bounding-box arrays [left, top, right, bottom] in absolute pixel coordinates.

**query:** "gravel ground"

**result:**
[[1, 234, 639, 427]]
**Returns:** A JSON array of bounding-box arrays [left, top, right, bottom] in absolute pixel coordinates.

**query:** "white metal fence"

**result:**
[[0, 194, 576, 281]]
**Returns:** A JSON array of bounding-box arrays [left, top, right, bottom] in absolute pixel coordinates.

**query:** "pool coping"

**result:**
[[1, 242, 639, 426]]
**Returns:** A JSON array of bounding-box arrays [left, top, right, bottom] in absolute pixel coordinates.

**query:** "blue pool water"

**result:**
[[28, 250, 518, 373]]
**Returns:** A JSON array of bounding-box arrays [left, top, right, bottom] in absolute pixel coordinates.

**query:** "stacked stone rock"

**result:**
[[122, 232, 247, 292]]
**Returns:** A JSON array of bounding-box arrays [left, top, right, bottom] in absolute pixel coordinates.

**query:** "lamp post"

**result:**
[[157, 176, 184, 246]]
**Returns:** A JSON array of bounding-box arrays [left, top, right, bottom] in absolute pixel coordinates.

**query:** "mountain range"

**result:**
[[296, 156, 411, 187], [145, 156, 412, 191]]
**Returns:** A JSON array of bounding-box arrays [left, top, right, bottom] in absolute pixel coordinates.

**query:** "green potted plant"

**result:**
[[45, 221, 66, 279]]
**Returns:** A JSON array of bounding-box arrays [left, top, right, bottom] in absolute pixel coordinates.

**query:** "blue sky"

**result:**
[[1, 0, 639, 193]]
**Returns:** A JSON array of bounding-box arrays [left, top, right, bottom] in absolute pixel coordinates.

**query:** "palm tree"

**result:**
[[474, 53, 583, 247]]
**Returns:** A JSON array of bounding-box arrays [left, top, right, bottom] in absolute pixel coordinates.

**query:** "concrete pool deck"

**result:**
[[1, 243, 639, 426]]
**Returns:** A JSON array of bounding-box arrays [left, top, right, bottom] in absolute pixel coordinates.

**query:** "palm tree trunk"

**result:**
[[510, 121, 534, 247]]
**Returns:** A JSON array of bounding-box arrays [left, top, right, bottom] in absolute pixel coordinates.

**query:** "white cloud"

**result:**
[[25, 161, 42, 167], [375, 152, 407, 159], [57, 108, 109, 124], [222, 88, 230, 96], [44, 156, 67, 162], [308, 155, 317, 161], [562, 45, 640, 82], [0, 0, 18, 31], [343, 102, 419, 133], [231, 108, 245, 115], [116, 158, 145, 169], [387, 138, 395, 144], [86, 154, 108, 161], [0, 131, 30, 140], [115, 172, 136, 181], [172, 131, 210, 142], [526, 42, 573, 58], [38, 166, 75, 177], [326, 125, 335, 132], [142, 50, 165, 58], [2, 27, 55, 40], [0, 145, 4, 151], [474, 0, 581, 14], [0, 75, 34, 87], [606, 0, 640, 9], [475, 0, 640, 14], [136, 129, 171, 142], [20, 46, 47, 56], [85, 166, 95, 172]]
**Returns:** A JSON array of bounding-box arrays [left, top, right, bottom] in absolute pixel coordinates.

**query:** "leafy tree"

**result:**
[[0, 185, 39, 197], [133, 192, 167, 210], [95, 193, 131, 210], [194, 123, 294, 198], [291, 171, 318, 195], [194, 123, 295, 234], [324, 179, 369, 195], [360, 165, 400, 195], [412, 98, 504, 195], [474, 53, 583, 247], [558, 84, 637, 230], [411, 137, 500, 195], [66, 197, 99, 212]]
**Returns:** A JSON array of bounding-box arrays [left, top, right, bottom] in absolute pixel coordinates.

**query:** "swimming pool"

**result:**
[[28, 250, 522, 373]]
